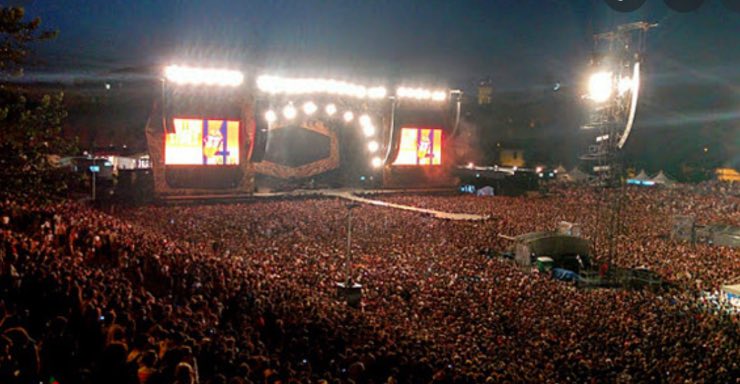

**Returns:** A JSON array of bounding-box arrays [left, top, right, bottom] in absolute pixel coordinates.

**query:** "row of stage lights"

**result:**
[[257, 75, 387, 99], [263, 101, 383, 168], [163, 66, 448, 102], [164, 65, 244, 87]]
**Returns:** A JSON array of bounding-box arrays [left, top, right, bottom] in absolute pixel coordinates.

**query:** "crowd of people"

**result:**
[[1, 184, 738, 383], [381, 184, 739, 290]]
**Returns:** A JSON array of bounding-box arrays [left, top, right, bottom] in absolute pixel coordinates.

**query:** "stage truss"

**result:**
[[581, 21, 658, 268]]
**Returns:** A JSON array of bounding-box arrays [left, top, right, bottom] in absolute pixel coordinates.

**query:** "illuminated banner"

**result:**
[[165, 118, 240, 165], [393, 127, 442, 166]]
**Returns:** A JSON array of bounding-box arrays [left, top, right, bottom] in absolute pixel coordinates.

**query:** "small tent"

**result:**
[[651, 170, 676, 186], [476, 186, 495, 196], [555, 165, 568, 176], [633, 169, 650, 181], [568, 167, 589, 182]]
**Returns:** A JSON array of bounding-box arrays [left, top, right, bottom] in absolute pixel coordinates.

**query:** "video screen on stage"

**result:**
[[165, 118, 240, 165], [393, 127, 442, 166]]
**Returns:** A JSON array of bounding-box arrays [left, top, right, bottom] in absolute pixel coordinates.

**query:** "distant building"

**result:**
[[478, 78, 493, 105], [499, 149, 525, 167]]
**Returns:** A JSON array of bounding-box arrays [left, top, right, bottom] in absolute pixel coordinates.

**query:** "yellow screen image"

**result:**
[[165, 118, 240, 165], [393, 127, 442, 166]]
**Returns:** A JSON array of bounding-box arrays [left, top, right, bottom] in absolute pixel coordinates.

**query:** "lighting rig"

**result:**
[[155, 64, 459, 191], [581, 21, 658, 270], [254, 75, 390, 177]]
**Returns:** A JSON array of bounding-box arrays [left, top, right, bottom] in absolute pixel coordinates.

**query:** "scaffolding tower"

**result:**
[[580, 22, 658, 270]]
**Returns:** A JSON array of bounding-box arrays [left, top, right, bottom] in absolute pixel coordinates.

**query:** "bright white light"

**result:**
[[359, 114, 372, 127], [618, 76, 633, 96], [396, 87, 447, 101], [362, 124, 376, 137], [588, 72, 613, 103], [367, 86, 387, 99], [164, 65, 244, 87], [535, 166, 543, 173], [431, 90, 447, 101], [303, 101, 317, 115], [283, 104, 297, 119], [368, 141, 379, 152], [371, 157, 383, 168], [467, 162, 474, 168], [513, 166, 518, 171], [325, 104, 337, 116], [343, 111, 354, 122], [256, 75, 386, 99], [264, 110, 277, 123]]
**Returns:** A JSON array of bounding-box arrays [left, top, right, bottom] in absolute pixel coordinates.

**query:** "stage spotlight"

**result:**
[[618, 76, 633, 96], [359, 114, 372, 127], [371, 157, 383, 168], [368, 141, 379, 152], [343, 111, 354, 122], [264, 110, 277, 123], [367, 86, 387, 99], [255, 75, 388, 100], [164, 65, 244, 86], [362, 124, 375, 137], [283, 104, 297, 119], [256, 75, 279, 93], [588, 72, 613, 103], [396, 86, 447, 101], [325, 103, 337, 116], [303, 101, 318, 115], [431, 90, 447, 101]]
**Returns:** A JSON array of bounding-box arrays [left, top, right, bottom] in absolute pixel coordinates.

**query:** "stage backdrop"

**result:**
[[252, 120, 339, 179]]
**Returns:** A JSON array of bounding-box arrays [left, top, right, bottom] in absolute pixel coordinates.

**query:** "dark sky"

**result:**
[[13, 0, 740, 171], [20, 0, 739, 88]]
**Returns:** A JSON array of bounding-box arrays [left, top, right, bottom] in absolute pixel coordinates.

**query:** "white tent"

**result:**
[[567, 167, 589, 182], [476, 186, 495, 196], [651, 170, 676, 186], [633, 169, 650, 181]]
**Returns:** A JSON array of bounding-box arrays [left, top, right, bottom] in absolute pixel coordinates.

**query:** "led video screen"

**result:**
[[165, 118, 240, 165], [393, 127, 442, 166]]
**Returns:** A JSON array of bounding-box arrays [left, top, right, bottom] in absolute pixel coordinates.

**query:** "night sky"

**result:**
[[19, 1, 738, 86], [11, 0, 740, 171]]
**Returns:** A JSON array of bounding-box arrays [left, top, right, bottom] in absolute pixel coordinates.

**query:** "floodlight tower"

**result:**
[[581, 22, 657, 272]]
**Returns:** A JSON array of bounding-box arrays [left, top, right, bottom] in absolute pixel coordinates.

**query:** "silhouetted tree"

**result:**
[[0, 6, 76, 196]]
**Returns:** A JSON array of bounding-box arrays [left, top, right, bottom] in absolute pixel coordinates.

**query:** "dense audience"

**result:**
[[0, 184, 738, 383]]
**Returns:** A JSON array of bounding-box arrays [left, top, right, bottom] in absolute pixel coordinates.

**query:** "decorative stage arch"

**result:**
[[252, 120, 340, 179]]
